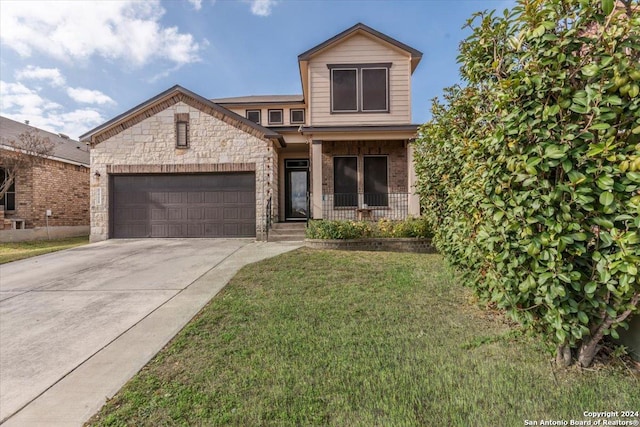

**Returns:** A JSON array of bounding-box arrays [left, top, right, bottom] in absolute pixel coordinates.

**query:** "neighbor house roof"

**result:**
[[0, 116, 90, 166], [212, 95, 304, 105], [80, 85, 285, 147]]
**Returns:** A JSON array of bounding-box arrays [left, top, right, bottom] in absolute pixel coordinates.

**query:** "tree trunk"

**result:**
[[579, 294, 640, 368], [556, 344, 572, 367]]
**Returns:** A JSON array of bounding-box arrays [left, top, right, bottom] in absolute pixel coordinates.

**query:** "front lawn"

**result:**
[[87, 249, 639, 426], [0, 236, 89, 264]]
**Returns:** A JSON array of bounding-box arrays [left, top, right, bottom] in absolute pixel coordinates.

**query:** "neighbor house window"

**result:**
[[268, 109, 283, 125], [333, 156, 358, 207], [0, 168, 16, 211], [363, 156, 388, 206], [329, 63, 390, 113], [246, 110, 261, 124], [290, 109, 305, 124], [175, 113, 189, 148]]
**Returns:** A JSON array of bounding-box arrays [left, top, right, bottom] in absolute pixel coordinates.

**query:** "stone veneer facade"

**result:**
[[1, 150, 89, 229], [90, 101, 278, 241]]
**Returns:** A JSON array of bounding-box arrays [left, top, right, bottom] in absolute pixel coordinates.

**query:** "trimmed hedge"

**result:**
[[305, 218, 432, 240]]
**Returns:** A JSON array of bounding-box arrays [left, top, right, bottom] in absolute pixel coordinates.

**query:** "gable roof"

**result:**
[[0, 116, 90, 166], [298, 22, 422, 71], [80, 85, 285, 147]]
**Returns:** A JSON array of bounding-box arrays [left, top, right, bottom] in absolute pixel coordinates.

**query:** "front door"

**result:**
[[285, 159, 309, 220]]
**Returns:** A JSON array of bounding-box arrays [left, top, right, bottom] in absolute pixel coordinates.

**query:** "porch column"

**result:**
[[311, 140, 323, 219], [407, 142, 420, 217]]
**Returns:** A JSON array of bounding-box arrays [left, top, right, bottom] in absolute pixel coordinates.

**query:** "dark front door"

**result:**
[[111, 173, 256, 238], [285, 159, 309, 220]]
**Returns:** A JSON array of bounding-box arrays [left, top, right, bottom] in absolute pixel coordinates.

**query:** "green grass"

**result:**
[[87, 249, 639, 427], [0, 236, 89, 264]]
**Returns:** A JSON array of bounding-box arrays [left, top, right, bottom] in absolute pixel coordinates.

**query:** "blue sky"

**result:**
[[0, 0, 514, 140]]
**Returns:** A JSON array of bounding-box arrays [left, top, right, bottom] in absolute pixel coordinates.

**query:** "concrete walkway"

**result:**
[[0, 239, 301, 426]]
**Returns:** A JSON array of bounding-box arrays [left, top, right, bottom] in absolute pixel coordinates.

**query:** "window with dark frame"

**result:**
[[246, 110, 261, 124], [176, 122, 188, 148], [333, 156, 358, 207], [175, 113, 189, 148], [268, 109, 283, 125], [363, 156, 388, 206], [361, 68, 388, 111], [331, 69, 358, 112], [290, 109, 305, 124], [0, 168, 16, 211], [330, 64, 390, 113]]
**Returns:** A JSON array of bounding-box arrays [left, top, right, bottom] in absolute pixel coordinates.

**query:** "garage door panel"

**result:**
[[239, 207, 255, 219], [203, 192, 222, 203], [112, 173, 256, 238], [238, 191, 255, 204], [204, 223, 223, 237], [223, 193, 239, 204], [187, 208, 204, 220]]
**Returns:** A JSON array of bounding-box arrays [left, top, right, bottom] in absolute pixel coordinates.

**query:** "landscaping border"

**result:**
[[305, 238, 435, 253]]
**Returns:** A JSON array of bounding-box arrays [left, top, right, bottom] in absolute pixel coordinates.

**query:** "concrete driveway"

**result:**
[[0, 239, 300, 426]]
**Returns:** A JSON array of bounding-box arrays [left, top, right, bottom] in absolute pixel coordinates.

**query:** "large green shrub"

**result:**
[[414, 0, 639, 367]]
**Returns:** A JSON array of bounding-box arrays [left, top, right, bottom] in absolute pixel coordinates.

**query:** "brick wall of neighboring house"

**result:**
[[1, 154, 89, 228], [320, 140, 409, 195], [30, 159, 90, 227]]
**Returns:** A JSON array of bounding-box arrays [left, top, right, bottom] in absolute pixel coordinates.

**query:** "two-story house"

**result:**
[[80, 23, 423, 241]]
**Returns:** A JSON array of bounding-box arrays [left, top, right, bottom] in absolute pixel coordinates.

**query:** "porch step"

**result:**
[[268, 222, 306, 242]]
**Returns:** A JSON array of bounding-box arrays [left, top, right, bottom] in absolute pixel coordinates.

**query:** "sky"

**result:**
[[0, 0, 515, 141]]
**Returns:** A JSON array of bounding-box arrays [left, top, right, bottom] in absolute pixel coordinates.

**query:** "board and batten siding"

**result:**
[[308, 33, 412, 126]]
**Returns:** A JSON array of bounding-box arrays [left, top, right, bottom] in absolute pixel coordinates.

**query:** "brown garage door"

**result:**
[[111, 173, 256, 238]]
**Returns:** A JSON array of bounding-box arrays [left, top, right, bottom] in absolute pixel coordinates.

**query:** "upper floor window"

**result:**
[[329, 63, 391, 113], [246, 110, 261, 124], [290, 109, 305, 124], [268, 109, 283, 125]]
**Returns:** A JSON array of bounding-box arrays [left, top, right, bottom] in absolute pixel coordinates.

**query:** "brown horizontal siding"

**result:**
[[308, 34, 411, 126], [107, 163, 256, 174]]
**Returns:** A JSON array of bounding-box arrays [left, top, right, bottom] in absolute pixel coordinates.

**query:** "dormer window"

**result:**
[[329, 63, 390, 113]]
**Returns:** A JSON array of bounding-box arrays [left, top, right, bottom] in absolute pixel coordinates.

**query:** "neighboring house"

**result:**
[[80, 23, 423, 241], [0, 116, 90, 230]]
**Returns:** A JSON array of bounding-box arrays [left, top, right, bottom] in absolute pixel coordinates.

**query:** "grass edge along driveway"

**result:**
[[0, 236, 89, 264], [87, 248, 639, 427]]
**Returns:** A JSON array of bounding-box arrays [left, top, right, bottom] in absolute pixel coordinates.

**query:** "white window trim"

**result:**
[[290, 108, 305, 124], [246, 109, 261, 124], [268, 109, 284, 125]]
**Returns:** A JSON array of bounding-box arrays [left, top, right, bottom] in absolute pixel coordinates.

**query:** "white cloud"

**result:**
[[0, 0, 202, 67], [15, 66, 66, 87], [188, 0, 202, 10], [67, 87, 116, 105], [0, 81, 62, 116], [0, 80, 105, 140], [249, 0, 278, 16]]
